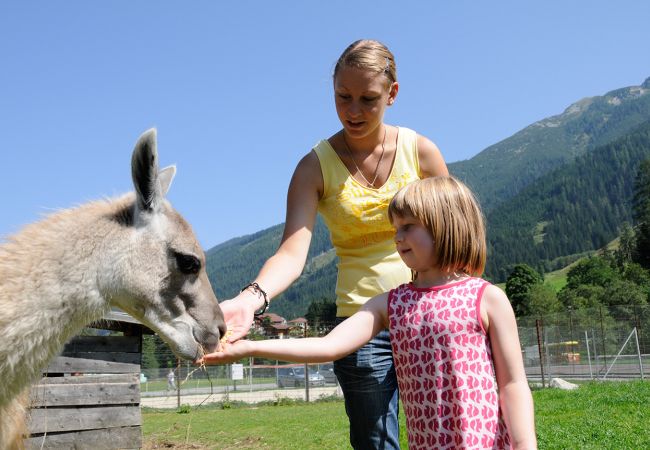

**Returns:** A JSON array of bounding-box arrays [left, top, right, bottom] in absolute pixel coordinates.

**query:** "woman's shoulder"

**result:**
[[288, 147, 325, 197], [414, 132, 447, 177], [294, 148, 322, 174]]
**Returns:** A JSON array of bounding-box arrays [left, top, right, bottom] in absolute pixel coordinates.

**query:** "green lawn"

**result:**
[[142, 381, 650, 449]]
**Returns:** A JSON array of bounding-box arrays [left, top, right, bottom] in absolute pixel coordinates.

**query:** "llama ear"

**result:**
[[158, 165, 176, 196], [131, 128, 162, 212]]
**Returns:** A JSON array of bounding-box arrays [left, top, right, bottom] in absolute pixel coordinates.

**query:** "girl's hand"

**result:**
[[198, 340, 254, 365]]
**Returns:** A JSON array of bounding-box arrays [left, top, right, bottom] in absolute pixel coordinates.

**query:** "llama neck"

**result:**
[[0, 196, 132, 405]]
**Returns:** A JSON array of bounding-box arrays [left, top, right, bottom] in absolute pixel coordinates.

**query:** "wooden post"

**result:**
[[304, 324, 310, 402], [536, 319, 546, 388], [176, 358, 181, 409]]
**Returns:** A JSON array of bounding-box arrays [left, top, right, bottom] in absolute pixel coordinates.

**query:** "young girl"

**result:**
[[203, 176, 537, 450], [217, 39, 448, 448]]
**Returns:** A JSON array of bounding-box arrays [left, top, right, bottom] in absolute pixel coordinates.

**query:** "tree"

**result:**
[[505, 264, 543, 317], [565, 257, 616, 290], [142, 335, 160, 369], [558, 283, 606, 311], [633, 159, 650, 269], [305, 298, 337, 327], [614, 222, 636, 268], [621, 262, 650, 289], [527, 283, 562, 317], [606, 279, 648, 307]]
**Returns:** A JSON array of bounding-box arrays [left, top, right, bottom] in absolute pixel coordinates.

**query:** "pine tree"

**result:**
[[633, 159, 650, 269], [505, 264, 543, 317]]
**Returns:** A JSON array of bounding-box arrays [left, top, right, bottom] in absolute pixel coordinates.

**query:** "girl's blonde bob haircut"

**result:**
[[388, 176, 487, 276]]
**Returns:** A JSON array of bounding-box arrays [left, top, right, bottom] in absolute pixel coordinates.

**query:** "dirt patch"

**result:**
[[142, 437, 269, 450], [142, 439, 210, 449]]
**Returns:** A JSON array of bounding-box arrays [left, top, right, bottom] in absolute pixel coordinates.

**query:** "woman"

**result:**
[[213, 39, 448, 449]]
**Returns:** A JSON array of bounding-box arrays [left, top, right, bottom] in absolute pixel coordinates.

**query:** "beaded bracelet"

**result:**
[[241, 282, 269, 316]]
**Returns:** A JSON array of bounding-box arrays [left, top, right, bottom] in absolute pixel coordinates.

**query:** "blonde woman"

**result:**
[[215, 40, 447, 449]]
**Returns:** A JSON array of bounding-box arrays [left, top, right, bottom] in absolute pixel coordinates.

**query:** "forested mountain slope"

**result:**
[[485, 119, 650, 281]]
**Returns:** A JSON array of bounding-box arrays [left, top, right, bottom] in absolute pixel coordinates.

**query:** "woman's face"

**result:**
[[334, 66, 397, 141]]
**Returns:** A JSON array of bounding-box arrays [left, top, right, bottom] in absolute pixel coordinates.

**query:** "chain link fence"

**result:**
[[519, 304, 648, 385], [140, 304, 648, 408]]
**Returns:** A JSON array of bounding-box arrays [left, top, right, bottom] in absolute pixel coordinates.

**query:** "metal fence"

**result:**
[[518, 304, 648, 386], [140, 304, 648, 409], [140, 360, 342, 409]]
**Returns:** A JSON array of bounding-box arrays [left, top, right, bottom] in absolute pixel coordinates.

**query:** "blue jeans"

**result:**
[[333, 321, 400, 450]]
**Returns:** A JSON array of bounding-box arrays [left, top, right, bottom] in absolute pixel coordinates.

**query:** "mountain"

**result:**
[[206, 77, 650, 318], [450, 77, 650, 212], [485, 119, 650, 281]]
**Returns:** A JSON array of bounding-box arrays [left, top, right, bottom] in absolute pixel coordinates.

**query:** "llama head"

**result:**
[[106, 128, 226, 360]]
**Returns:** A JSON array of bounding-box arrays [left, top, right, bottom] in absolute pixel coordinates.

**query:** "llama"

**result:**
[[0, 129, 226, 448]]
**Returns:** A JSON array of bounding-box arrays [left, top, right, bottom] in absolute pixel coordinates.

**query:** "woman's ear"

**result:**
[[388, 82, 399, 105]]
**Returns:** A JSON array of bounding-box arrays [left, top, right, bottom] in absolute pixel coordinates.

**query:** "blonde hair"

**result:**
[[333, 39, 397, 85], [388, 176, 486, 276]]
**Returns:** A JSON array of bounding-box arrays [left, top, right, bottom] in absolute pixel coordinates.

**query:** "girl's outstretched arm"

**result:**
[[200, 293, 389, 365], [482, 285, 537, 450]]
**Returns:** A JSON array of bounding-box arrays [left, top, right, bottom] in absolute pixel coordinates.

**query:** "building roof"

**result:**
[[288, 318, 307, 323]]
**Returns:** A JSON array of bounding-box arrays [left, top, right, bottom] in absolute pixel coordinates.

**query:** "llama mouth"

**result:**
[[192, 327, 219, 354]]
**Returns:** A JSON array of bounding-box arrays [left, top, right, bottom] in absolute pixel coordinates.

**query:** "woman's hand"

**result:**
[[217, 293, 260, 343]]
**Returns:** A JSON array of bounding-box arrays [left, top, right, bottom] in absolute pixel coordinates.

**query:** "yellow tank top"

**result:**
[[314, 127, 421, 317]]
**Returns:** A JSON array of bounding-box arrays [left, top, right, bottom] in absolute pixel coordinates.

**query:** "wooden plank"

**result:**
[[44, 356, 140, 374], [62, 335, 141, 353], [86, 309, 153, 335], [57, 351, 141, 365], [87, 319, 150, 335], [30, 378, 140, 407], [35, 373, 138, 385], [26, 426, 142, 449], [28, 405, 141, 434]]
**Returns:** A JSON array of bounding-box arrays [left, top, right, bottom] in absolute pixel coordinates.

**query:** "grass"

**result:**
[[142, 396, 377, 449], [544, 267, 569, 291], [534, 380, 650, 449], [142, 380, 650, 449]]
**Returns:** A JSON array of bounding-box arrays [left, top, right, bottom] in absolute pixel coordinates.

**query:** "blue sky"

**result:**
[[2, 1, 649, 250]]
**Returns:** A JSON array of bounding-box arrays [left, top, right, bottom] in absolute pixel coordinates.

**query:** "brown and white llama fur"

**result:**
[[0, 129, 226, 448]]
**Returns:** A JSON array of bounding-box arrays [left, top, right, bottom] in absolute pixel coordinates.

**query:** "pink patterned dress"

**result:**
[[388, 278, 511, 449]]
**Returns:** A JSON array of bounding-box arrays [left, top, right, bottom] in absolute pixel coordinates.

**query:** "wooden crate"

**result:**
[[25, 313, 148, 449]]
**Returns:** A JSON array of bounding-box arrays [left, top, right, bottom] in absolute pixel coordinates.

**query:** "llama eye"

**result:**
[[175, 253, 201, 275]]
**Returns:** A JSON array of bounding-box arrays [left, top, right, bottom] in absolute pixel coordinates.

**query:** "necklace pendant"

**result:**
[[342, 126, 387, 189]]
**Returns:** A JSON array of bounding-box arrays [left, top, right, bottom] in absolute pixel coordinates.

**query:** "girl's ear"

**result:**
[[388, 82, 399, 105]]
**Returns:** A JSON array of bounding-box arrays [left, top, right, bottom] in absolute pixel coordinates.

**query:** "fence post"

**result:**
[[633, 304, 644, 355], [568, 307, 576, 375], [584, 330, 594, 380], [176, 357, 181, 409], [250, 356, 254, 392], [536, 319, 546, 388], [599, 306, 607, 370], [304, 324, 310, 402], [634, 327, 645, 379]]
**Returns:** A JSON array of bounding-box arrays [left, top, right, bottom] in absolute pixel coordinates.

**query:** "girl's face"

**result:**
[[334, 66, 397, 140], [392, 213, 436, 273]]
